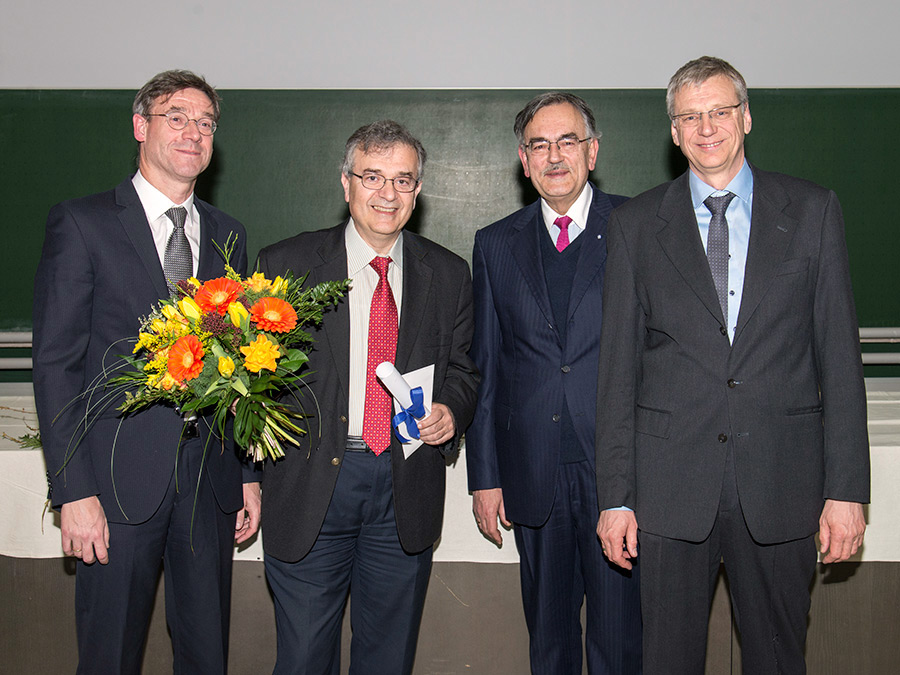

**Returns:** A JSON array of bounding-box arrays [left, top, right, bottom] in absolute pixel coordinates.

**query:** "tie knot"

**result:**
[[369, 256, 391, 279], [165, 206, 187, 230], [554, 215, 573, 231], [703, 192, 736, 217]]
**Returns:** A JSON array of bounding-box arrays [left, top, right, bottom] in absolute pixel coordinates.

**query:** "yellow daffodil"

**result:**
[[178, 297, 202, 322], [187, 277, 202, 289], [240, 334, 280, 373], [218, 356, 235, 378], [227, 301, 249, 328]]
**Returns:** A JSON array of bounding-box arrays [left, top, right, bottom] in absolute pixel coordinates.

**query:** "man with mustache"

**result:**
[[467, 92, 642, 674]]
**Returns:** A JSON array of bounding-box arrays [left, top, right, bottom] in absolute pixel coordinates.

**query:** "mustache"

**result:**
[[542, 162, 570, 176]]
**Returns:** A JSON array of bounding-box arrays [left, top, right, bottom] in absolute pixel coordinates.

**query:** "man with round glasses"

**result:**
[[256, 119, 478, 674], [596, 56, 869, 674], [467, 92, 642, 674], [33, 69, 260, 674]]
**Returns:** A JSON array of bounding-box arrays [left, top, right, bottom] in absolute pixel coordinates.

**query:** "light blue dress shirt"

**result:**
[[690, 161, 754, 343]]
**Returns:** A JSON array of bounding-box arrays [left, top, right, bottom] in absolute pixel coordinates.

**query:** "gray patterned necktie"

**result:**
[[704, 192, 736, 326], [163, 206, 191, 293]]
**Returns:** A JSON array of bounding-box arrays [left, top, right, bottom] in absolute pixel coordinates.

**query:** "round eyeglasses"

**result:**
[[145, 111, 217, 136], [349, 172, 419, 193]]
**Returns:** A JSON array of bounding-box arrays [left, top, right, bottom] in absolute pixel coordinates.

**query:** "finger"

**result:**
[[626, 525, 639, 558]]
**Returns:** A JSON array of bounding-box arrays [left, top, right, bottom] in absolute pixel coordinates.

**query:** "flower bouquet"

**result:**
[[108, 238, 349, 462]]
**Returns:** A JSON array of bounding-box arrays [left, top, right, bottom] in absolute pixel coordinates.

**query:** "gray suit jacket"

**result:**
[[257, 223, 479, 561], [595, 166, 870, 545]]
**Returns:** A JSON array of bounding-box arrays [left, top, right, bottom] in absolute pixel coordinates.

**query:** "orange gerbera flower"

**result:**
[[250, 297, 298, 333], [194, 278, 243, 316], [167, 335, 205, 382]]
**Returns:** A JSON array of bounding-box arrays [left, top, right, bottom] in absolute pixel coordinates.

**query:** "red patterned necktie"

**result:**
[[555, 215, 572, 252], [362, 256, 398, 455]]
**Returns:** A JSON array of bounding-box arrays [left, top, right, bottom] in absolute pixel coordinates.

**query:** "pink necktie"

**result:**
[[555, 215, 572, 252], [362, 256, 398, 455]]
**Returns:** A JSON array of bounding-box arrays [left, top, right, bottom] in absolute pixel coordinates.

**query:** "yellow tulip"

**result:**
[[218, 356, 235, 378], [178, 297, 202, 322], [271, 276, 289, 295], [227, 301, 249, 328]]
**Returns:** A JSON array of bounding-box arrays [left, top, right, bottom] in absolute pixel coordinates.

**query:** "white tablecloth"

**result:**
[[3, 380, 898, 563]]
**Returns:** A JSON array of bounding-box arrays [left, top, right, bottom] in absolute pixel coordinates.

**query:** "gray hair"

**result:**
[[341, 120, 427, 180], [513, 92, 601, 147], [133, 69, 221, 121], [666, 56, 748, 118]]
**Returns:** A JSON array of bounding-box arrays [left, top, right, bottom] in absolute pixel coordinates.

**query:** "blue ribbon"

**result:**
[[391, 386, 427, 443]]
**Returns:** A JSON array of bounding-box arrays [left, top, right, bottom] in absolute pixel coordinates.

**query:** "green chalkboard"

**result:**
[[3, 88, 897, 344]]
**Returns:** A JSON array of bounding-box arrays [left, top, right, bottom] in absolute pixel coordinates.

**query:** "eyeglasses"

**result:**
[[524, 136, 591, 156], [670, 103, 744, 128], [349, 171, 419, 193], [145, 111, 217, 136]]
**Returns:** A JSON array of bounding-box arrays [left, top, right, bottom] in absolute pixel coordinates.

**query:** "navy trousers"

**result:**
[[514, 459, 643, 675], [266, 450, 433, 675], [74, 437, 236, 675]]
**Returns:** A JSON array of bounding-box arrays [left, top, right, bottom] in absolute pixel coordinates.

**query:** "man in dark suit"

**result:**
[[33, 70, 261, 674], [467, 92, 642, 674], [596, 56, 870, 674], [256, 120, 478, 675]]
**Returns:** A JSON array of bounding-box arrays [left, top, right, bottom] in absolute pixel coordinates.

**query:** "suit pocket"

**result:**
[[776, 258, 810, 276], [785, 404, 823, 416], [635, 404, 672, 439]]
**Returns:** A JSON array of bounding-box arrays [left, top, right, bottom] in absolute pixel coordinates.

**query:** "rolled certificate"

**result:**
[[376, 361, 425, 416]]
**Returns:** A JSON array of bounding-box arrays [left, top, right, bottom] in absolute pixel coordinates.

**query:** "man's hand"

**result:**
[[819, 499, 866, 563], [235, 482, 262, 545], [472, 487, 511, 547], [597, 509, 639, 570], [417, 403, 455, 446], [61, 496, 110, 565]]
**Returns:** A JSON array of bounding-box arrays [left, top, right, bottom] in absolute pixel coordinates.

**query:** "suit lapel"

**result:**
[[508, 205, 555, 332], [396, 233, 433, 374], [196, 200, 224, 280], [656, 175, 725, 324], [115, 179, 169, 299], [312, 225, 352, 401], [568, 186, 610, 319], [733, 169, 796, 343]]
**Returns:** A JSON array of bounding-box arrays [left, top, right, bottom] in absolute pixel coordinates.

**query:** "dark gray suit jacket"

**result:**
[[257, 223, 479, 562], [33, 177, 250, 523], [595, 166, 870, 545]]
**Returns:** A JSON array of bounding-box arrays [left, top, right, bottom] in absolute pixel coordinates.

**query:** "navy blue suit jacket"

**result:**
[[33, 177, 252, 524], [467, 185, 627, 526]]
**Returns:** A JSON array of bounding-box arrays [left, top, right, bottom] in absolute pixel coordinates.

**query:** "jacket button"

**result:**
[[561, 365, 571, 373], [552, 414, 561, 423], [340, 415, 348, 423], [727, 379, 737, 388], [331, 457, 341, 466], [720, 326, 728, 336], [718, 433, 728, 443]]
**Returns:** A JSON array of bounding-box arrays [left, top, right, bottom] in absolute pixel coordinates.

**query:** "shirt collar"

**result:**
[[132, 170, 195, 220], [540, 182, 593, 231], [690, 160, 753, 209], [345, 219, 404, 276]]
